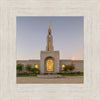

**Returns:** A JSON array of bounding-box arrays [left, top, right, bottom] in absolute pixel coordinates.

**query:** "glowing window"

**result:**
[[62, 64, 65, 72], [35, 64, 38, 68]]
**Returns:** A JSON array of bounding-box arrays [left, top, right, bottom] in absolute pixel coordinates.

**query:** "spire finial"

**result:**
[[49, 23, 51, 29]]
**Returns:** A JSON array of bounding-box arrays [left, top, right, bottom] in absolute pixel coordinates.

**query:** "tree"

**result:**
[[25, 64, 32, 72], [63, 65, 69, 73], [17, 63, 23, 72], [68, 64, 75, 73], [31, 68, 39, 74]]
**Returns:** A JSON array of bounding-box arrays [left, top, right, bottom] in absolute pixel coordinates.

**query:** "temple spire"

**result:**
[[46, 23, 54, 51], [49, 23, 51, 29]]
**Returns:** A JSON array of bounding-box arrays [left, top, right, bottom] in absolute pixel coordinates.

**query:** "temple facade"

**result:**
[[17, 24, 83, 73]]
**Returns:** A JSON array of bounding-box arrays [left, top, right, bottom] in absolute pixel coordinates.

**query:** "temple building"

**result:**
[[17, 24, 83, 73]]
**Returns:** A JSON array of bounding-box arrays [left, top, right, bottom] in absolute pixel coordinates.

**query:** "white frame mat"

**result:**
[[0, 0, 100, 100]]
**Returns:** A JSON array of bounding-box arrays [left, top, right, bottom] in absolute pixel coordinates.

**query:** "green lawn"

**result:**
[[17, 73, 37, 77], [62, 73, 83, 76], [17, 73, 83, 77]]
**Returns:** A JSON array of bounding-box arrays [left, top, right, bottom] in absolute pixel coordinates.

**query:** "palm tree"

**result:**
[[25, 64, 32, 73], [17, 63, 23, 73]]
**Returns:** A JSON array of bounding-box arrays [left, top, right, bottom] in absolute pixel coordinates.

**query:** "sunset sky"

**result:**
[[17, 17, 84, 60]]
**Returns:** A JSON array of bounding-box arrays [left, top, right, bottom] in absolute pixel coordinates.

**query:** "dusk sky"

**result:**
[[17, 17, 84, 60]]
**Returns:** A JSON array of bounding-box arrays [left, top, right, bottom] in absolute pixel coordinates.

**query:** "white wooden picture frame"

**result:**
[[0, 0, 100, 100]]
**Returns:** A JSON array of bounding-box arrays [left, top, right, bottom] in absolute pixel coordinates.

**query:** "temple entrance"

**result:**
[[46, 58, 54, 72]]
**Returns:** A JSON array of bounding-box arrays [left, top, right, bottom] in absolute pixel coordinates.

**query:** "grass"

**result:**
[[17, 73, 37, 77], [62, 73, 83, 76], [17, 73, 83, 77]]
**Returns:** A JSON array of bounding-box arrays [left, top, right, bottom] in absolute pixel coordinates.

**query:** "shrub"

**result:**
[[68, 64, 75, 73], [44, 73, 48, 75], [52, 73, 57, 75], [31, 68, 39, 74], [25, 64, 32, 72], [19, 72, 28, 75], [63, 65, 69, 73], [62, 64, 75, 73], [17, 63, 24, 72], [72, 71, 81, 74], [57, 73, 63, 74], [76, 71, 81, 74]]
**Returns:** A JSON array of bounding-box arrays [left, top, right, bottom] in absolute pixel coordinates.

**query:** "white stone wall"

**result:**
[[17, 59, 83, 73], [17, 60, 40, 73], [72, 60, 84, 72], [60, 60, 84, 72]]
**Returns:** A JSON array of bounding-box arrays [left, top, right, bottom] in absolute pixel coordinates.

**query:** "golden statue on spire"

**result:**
[[49, 23, 51, 29]]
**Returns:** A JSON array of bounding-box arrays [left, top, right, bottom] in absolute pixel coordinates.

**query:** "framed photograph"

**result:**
[[0, 0, 100, 100], [16, 16, 84, 84]]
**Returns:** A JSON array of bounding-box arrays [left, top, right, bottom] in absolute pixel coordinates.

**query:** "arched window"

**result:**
[[35, 64, 38, 69], [62, 64, 65, 73]]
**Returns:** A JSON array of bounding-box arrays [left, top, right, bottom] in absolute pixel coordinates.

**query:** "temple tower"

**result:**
[[46, 23, 54, 51], [40, 23, 60, 73]]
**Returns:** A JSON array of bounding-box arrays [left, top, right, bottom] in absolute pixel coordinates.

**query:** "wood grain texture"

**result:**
[[0, 0, 100, 100]]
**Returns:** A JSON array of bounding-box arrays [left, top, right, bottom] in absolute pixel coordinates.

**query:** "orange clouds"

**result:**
[[72, 56, 77, 60]]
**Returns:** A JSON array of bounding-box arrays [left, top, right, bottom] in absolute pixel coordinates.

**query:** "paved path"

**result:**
[[17, 76, 83, 84]]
